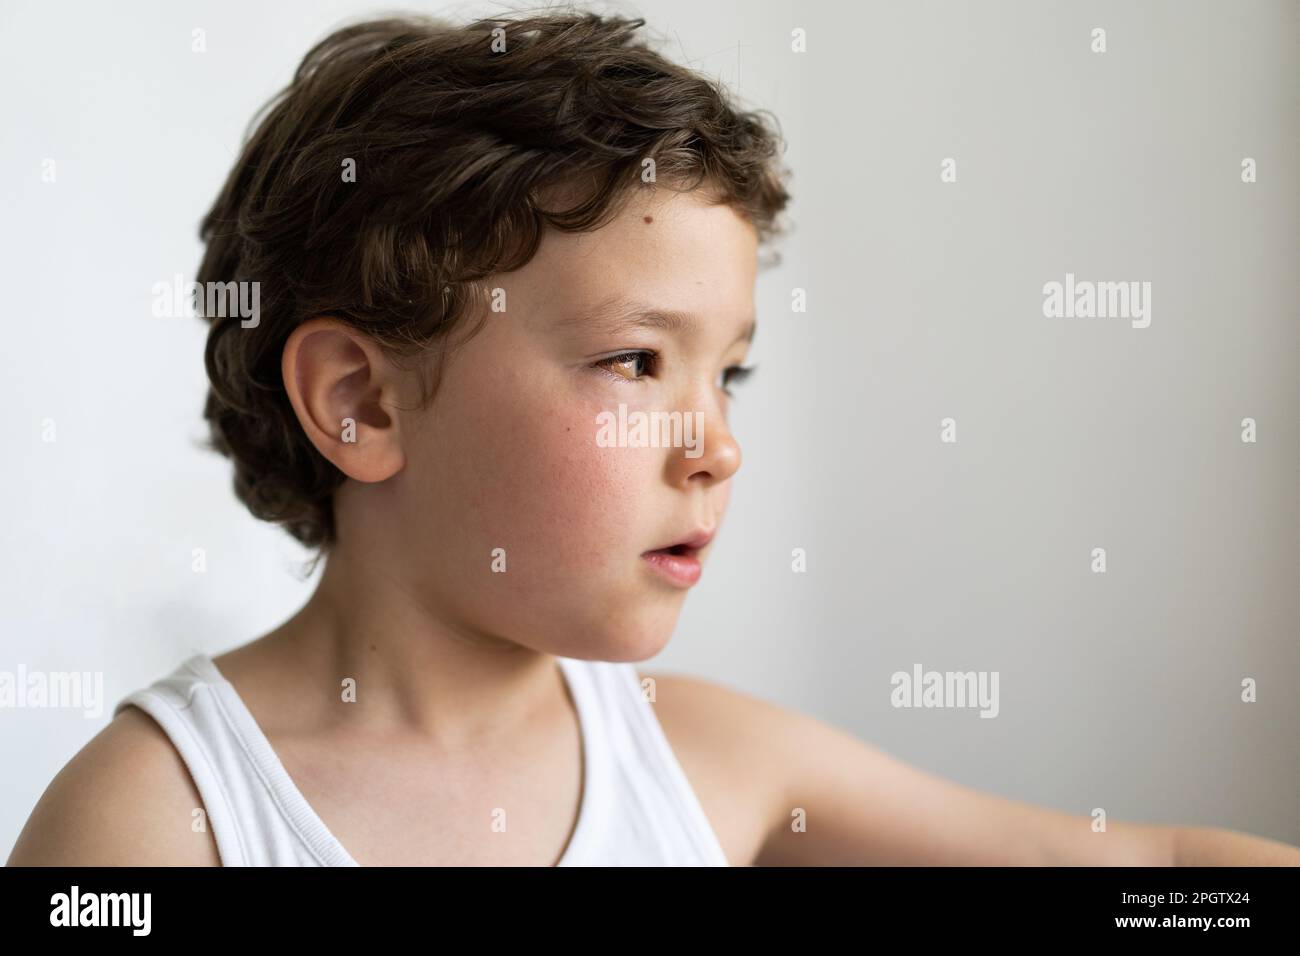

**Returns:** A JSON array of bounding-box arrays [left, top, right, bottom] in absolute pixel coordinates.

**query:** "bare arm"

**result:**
[[730, 693, 1299, 866]]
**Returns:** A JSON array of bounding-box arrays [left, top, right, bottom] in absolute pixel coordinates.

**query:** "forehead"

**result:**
[[520, 186, 759, 328]]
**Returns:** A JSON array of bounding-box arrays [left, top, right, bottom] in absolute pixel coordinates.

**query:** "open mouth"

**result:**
[[648, 543, 695, 557], [642, 526, 714, 558], [641, 533, 711, 587]]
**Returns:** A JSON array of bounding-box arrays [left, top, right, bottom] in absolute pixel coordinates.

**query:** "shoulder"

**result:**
[[7, 705, 221, 866], [635, 668, 847, 797], [632, 668, 965, 865], [635, 669, 808, 857], [636, 669, 796, 741]]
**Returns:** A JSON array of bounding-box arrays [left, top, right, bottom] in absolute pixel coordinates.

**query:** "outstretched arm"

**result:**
[[748, 701, 1299, 866]]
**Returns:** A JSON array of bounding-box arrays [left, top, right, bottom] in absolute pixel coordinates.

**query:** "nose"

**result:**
[[665, 394, 742, 487]]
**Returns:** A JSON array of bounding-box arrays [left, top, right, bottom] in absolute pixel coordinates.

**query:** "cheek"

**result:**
[[426, 368, 649, 575], [503, 408, 643, 554]]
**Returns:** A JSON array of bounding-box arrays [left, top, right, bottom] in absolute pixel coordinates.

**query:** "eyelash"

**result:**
[[593, 350, 756, 396]]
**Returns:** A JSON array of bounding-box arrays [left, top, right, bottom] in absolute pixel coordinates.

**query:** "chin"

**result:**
[[546, 609, 681, 664]]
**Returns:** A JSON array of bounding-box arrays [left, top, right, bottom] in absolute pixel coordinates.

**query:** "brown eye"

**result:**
[[594, 350, 656, 381]]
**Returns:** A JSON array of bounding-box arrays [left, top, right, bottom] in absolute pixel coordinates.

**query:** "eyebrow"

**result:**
[[559, 293, 756, 348]]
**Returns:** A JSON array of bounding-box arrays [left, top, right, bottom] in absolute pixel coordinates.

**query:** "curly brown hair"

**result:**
[[197, 9, 792, 553]]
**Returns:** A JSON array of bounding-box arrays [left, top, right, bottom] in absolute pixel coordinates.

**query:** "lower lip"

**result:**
[[641, 550, 702, 587]]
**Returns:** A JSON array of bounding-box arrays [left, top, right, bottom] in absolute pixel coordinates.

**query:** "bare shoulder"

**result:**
[[635, 668, 845, 806], [637, 669, 802, 747], [636, 668, 805, 864], [6, 705, 221, 866]]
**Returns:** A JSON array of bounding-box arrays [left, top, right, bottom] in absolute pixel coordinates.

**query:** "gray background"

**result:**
[[1, 0, 1296, 858]]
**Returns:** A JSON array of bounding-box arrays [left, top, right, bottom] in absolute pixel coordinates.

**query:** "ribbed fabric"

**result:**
[[112, 653, 729, 867]]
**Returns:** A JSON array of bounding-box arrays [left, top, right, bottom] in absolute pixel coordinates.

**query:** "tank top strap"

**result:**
[[555, 657, 730, 866], [113, 654, 354, 866]]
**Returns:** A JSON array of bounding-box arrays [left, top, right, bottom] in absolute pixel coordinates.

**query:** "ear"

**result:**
[[281, 317, 406, 482]]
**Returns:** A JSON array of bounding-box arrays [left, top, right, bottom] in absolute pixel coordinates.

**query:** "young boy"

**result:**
[[9, 12, 1298, 866]]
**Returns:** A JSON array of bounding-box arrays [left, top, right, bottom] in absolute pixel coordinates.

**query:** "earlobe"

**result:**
[[281, 318, 406, 482]]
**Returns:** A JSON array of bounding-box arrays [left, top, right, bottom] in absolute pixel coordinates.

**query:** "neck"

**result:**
[[254, 538, 564, 745]]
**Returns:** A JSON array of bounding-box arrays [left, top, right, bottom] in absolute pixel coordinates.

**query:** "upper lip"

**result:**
[[645, 527, 715, 555]]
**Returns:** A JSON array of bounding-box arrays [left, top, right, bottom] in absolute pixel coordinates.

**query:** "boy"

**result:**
[[9, 11, 1298, 866]]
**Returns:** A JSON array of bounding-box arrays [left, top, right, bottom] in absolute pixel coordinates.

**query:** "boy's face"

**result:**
[[390, 186, 758, 662]]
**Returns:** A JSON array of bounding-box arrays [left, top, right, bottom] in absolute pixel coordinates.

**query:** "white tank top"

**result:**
[[112, 653, 729, 866]]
